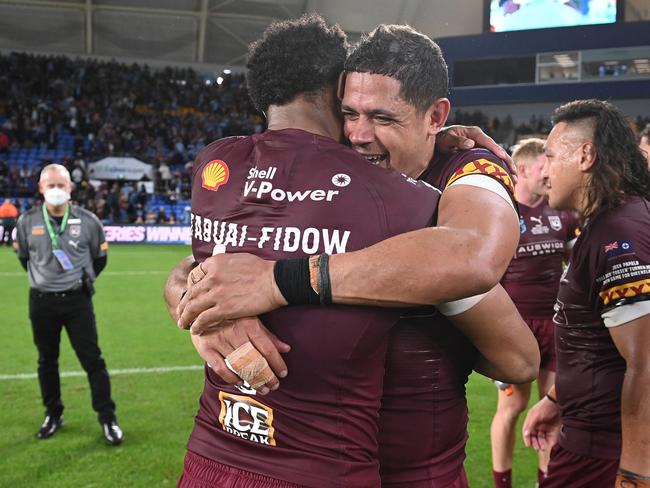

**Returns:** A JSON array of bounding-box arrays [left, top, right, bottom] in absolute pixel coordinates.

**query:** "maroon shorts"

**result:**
[[177, 450, 302, 488], [541, 444, 618, 488], [446, 468, 468, 488], [527, 319, 556, 372], [383, 467, 468, 488]]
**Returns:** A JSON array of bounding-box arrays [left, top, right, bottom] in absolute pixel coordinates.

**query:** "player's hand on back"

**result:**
[[437, 125, 516, 179], [176, 253, 288, 333], [191, 317, 291, 395], [522, 395, 561, 452]]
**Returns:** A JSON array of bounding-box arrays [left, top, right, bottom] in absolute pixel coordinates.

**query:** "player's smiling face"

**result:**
[[341, 72, 438, 178]]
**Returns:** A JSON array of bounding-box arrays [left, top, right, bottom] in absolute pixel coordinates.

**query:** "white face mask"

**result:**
[[44, 188, 70, 207]]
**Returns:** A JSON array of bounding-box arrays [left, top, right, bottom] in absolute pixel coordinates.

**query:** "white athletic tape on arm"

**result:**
[[447, 174, 516, 214], [438, 291, 489, 316], [602, 301, 650, 328]]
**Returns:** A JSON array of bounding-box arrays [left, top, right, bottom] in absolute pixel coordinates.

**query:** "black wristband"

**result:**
[[274, 258, 320, 305], [317, 253, 332, 305], [545, 393, 558, 404]]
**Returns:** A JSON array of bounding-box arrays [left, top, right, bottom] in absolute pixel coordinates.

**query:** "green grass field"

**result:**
[[0, 244, 538, 487]]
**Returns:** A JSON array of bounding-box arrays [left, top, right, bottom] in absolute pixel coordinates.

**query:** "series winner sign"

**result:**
[[104, 225, 191, 245]]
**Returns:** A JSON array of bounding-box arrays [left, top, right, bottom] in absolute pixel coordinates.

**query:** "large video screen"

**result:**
[[488, 0, 618, 32]]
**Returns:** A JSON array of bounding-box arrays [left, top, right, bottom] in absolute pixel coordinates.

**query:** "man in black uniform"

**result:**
[[15, 164, 123, 445]]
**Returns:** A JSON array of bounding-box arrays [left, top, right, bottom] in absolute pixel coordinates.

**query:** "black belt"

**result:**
[[32, 287, 84, 298]]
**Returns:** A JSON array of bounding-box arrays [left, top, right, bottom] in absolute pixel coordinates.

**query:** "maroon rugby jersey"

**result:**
[[187, 129, 439, 487], [379, 149, 516, 486], [501, 199, 579, 319], [554, 196, 650, 459]]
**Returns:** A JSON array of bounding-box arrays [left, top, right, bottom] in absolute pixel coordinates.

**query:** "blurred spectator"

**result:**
[[0, 198, 19, 245], [158, 161, 172, 192], [70, 162, 85, 184], [156, 206, 167, 224], [145, 210, 156, 224]]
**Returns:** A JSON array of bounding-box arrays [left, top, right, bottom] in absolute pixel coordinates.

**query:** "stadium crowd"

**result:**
[[1, 51, 648, 228], [0, 51, 263, 223]]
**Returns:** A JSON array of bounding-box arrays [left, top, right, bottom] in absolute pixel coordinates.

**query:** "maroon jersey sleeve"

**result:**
[[589, 199, 650, 316], [425, 148, 515, 200]]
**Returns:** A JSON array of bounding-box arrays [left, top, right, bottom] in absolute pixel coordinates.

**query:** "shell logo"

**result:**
[[202, 160, 230, 191]]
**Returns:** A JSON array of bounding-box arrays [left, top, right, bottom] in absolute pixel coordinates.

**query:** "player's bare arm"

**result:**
[[609, 314, 650, 478], [177, 184, 519, 331], [330, 183, 519, 306], [449, 285, 539, 384]]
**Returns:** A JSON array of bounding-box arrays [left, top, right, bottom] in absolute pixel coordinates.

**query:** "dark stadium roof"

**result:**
[[0, 0, 647, 72]]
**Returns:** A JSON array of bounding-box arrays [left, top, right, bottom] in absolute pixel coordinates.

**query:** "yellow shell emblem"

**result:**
[[201, 160, 230, 191]]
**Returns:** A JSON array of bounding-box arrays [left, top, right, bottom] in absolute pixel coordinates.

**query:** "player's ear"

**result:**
[[337, 72, 346, 101], [428, 98, 451, 136], [517, 162, 528, 179], [578, 142, 597, 172]]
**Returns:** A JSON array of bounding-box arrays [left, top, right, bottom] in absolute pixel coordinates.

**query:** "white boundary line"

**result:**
[[0, 365, 204, 381], [0, 271, 168, 277]]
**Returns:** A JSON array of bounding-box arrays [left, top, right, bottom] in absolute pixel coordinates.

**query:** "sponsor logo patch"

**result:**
[[331, 173, 351, 187], [218, 392, 275, 446], [599, 278, 650, 305], [100, 242, 109, 251], [548, 215, 562, 231], [201, 160, 230, 191], [604, 240, 633, 257], [32, 228, 45, 235], [446, 158, 515, 195], [529, 215, 549, 235]]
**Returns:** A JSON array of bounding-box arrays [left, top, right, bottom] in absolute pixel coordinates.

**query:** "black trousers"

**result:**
[[29, 288, 116, 423], [2, 217, 15, 245]]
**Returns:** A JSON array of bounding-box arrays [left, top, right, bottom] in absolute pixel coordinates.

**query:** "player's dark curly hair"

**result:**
[[344, 24, 448, 113], [552, 99, 650, 218], [246, 13, 348, 114]]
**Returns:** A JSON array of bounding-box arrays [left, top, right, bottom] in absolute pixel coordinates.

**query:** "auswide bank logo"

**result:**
[[202, 160, 230, 191]]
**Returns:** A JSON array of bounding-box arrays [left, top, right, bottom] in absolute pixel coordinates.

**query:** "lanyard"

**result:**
[[42, 204, 70, 250]]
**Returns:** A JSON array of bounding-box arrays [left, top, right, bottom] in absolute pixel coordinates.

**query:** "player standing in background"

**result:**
[[522, 99, 650, 488], [490, 138, 578, 488]]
